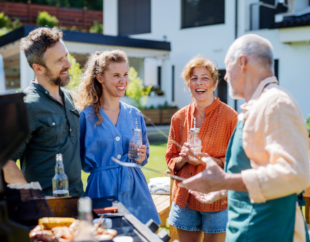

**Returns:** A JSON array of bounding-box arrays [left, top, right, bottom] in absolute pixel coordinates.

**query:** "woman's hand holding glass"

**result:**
[[135, 145, 147, 164], [179, 142, 204, 166]]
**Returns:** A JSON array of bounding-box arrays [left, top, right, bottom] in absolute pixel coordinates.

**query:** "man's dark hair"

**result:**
[[20, 27, 63, 69]]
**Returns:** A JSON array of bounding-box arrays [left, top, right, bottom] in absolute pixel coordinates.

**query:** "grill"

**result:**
[[0, 93, 170, 242]]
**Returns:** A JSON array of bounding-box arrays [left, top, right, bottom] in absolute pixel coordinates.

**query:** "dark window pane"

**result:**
[[181, 0, 225, 29], [218, 70, 227, 104], [157, 66, 162, 89], [259, 0, 275, 29], [274, 59, 279, 82], [118, 0, 151, 36]]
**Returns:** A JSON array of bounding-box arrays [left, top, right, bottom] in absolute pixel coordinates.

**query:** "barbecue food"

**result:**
[[30, 218, 118, 241], [39, 217, 76, 229]]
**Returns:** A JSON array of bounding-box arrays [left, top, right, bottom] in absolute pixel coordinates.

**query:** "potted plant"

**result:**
[[142, 105, 161, 125], [159, 101, 179, 124]]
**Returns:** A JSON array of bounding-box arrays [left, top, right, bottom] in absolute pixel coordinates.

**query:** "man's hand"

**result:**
[[179, 142, 204, 166], [189, 190, 227, 205], [197, 152, 224, 168], [179, 157, 247, 193], [136, 145, 147, 164], [2, 160, 27, 184]]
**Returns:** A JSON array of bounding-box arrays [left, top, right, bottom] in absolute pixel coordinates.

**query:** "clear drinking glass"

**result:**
[[188, 128, 202, 155], [52, 154, 69, 197], [128, 128, 142, 162]]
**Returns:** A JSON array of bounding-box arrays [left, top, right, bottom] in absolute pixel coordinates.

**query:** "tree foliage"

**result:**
[[90, 21, 103, 34], [65, 54, 83, 92], [0, 12, 11, 29], [37, 11, 58, 27], [126, 67, 152, 110]]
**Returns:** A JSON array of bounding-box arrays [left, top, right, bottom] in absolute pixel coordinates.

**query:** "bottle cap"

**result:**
[[56, 153, 63, 161], [78, 197, 92, 213], [190, 128, 200, 133]]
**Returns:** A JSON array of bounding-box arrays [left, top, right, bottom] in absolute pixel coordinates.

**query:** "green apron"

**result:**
[[224, 118, 309, 242]]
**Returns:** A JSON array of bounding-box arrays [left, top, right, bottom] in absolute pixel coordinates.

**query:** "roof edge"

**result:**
[[0, 25, 171, 51]]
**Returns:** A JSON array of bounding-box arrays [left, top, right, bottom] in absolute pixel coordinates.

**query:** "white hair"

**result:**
[[226, 34, 274, 72]]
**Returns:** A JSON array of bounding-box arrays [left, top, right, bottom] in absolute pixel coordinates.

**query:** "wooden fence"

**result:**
[[0, 1, 103, 30]]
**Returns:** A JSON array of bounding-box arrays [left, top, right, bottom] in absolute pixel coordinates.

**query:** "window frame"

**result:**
[[180, 0, 226, 30]]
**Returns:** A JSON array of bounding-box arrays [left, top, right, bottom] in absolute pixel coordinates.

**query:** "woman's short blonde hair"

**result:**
[[181, 56, 219, 86]]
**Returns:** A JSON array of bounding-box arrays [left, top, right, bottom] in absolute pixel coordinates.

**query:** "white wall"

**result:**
[[240, 0, 310, 117], [128, 0, 236, 109], [104, 0, 310, 117], [103, 0, 118, 36]]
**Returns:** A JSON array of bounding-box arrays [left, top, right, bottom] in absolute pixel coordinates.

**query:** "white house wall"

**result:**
[[118, 0, 237, 110]]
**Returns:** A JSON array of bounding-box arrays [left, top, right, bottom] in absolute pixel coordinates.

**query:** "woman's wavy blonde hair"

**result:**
[[76, 50, 128, 125]]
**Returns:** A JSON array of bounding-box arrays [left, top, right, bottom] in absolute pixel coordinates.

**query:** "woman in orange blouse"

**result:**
[[166, 56, 237, 242]]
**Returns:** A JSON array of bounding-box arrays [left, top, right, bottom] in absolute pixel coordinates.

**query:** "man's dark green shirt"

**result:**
[[12, 82, 84, 197]]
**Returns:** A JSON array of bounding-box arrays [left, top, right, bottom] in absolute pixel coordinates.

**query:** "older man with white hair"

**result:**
[[180, 34, 310, 242]]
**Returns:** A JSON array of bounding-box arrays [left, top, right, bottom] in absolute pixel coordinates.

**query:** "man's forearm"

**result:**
[[2, 160, 27, 184], [224, 173, 247, 192]]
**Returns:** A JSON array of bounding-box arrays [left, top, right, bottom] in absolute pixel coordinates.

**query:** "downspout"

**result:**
[[234, 0, 238, 111]]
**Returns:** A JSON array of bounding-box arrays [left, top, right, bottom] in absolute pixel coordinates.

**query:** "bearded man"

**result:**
[[2, 27, 84, 197]]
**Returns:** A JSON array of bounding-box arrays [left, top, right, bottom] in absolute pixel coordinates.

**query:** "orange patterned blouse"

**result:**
[[166, 98, 238, 212]]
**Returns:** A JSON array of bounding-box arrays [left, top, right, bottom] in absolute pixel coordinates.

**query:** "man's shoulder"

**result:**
[[23, 85, 43, 108], [261, 85, 298, 108]]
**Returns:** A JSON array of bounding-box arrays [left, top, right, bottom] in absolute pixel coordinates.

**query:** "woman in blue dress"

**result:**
[[76, 50, 160, 225]]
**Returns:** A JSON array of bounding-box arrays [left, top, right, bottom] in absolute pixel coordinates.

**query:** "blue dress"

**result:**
[[80, 101, 160, 225]]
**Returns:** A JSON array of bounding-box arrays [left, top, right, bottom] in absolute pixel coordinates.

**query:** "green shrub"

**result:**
[[65, 54, 83, 92], [90, 21, 103, 34], [37, 11, 58, 28], [11, 18, 22, 29], [126, 67, 152, 110], [0, 12, 11, 29], [306, 115, 310, 137]]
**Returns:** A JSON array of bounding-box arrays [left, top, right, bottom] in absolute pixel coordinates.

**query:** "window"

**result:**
[[157, 66, 162, 89], [259, 0, 275, 29], [250, 0, 288, 30], [181, 0, 225, 29], [217, 70, 227, 104], [118, 0, 151, 36], [274, 59, 279, 82]]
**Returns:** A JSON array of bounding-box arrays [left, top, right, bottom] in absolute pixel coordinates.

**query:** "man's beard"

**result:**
[[227, 80, 241, 99], [44, 67, 70, 87]]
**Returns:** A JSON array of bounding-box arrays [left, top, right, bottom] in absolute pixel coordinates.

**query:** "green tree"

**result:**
[[0, 12, 11, 29], [65, 54, 83, 92], [89, 21, 103, 34], [126, 67, 152, 110], [37, 11, 58, 27]]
